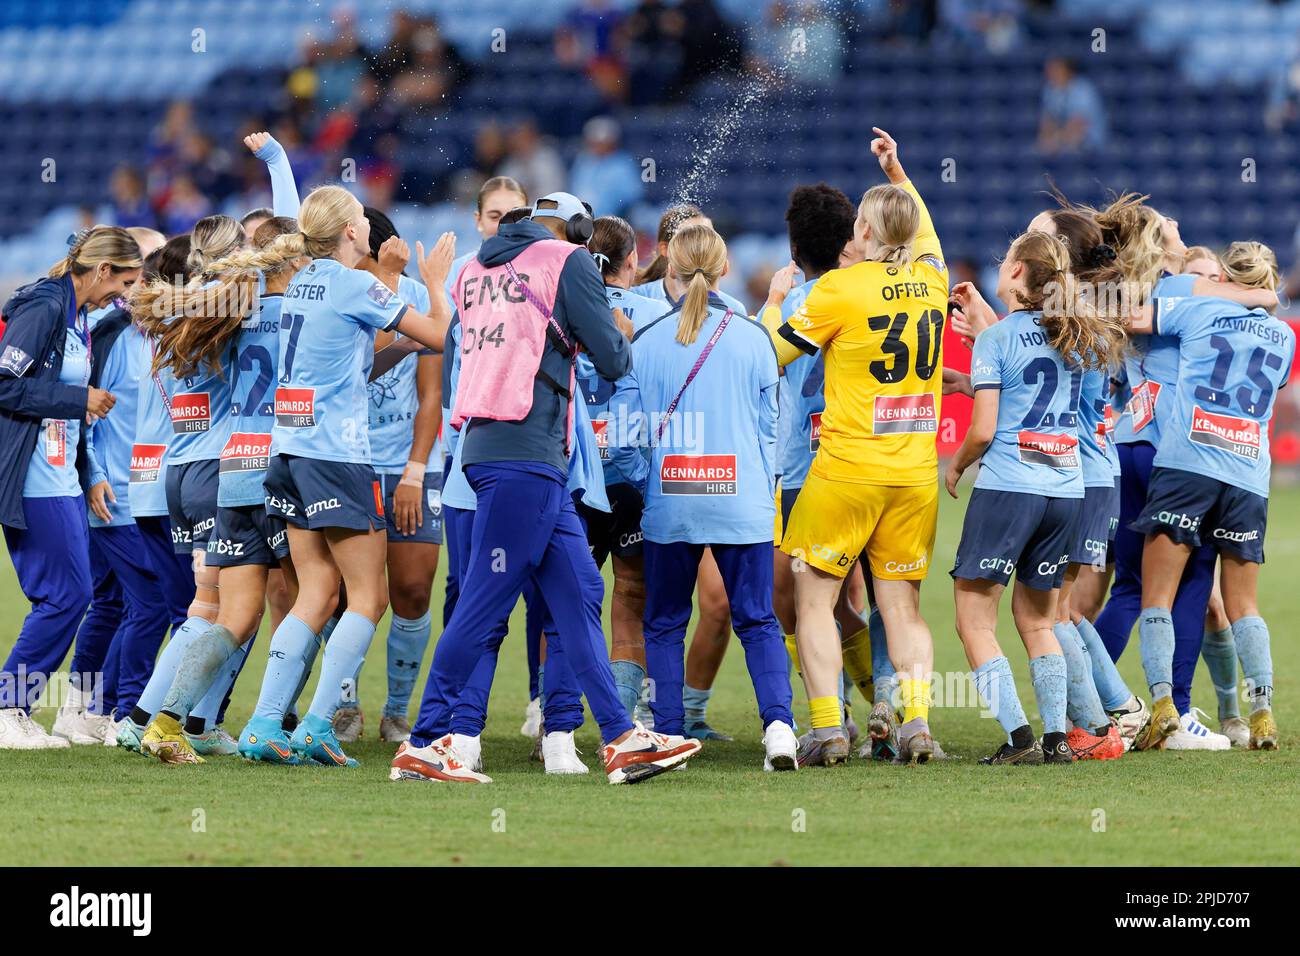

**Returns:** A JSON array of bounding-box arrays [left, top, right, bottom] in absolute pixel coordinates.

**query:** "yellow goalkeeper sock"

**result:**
[[841, 625, 875, 702], [784, 634, 801, 676], [809, 695, 842, 731], [899, 677, 930, 724]]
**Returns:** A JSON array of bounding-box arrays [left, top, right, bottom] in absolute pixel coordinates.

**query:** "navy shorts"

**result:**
[[1072, 483, 1119, 570], [780, 482, 802, 532], [578, 481, 644, 567], [165, 458, 219, 554], [1131, 466, 1267, 563], [263, 454, 384, 532], [951, 488, 1082, 591], [381, 471, 444, 545], [207, 504, 289, 568]]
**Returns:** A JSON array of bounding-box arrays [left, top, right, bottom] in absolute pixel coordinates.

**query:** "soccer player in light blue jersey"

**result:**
[[1127, 242, 1293, 752], [634, 204, 750, 740], [577, 216, 667, 722], [946, 231, 1122, 766], [0, 227, 140, 750], [612, 223, 796, 771], [1087, 194, 1278, 746], [330, 208, 446, 745]]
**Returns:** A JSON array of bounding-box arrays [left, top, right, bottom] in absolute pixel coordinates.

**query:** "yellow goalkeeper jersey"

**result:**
[[768, 179, 949, 487]]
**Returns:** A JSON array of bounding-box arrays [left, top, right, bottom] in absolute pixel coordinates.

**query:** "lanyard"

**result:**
[[654, 308, 733, 446], [504, 261, 576, 357]]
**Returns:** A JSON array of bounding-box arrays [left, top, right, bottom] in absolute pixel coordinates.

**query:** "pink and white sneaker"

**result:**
[[389, 735, 493, 784], [601, 722, 701, 785]]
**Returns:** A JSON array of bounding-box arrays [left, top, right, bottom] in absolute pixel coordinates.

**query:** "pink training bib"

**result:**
[[451, 239, 579, 433]]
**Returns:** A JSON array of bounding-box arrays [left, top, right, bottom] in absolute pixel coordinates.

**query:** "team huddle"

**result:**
[[0, 125, 1290, 783]]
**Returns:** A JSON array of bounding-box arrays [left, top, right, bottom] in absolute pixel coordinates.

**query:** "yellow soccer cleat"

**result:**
[[1248, 709, 1279, 751], [141, 714, 206, 765], [1133, 695, 1179, 751]]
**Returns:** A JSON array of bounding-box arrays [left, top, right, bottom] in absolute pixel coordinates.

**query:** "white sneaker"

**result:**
[[1219, 715, 1250, 748], [762, 719, 798, 771], [389, 736, 493, 784], [103, 718, 124, 746], [450, 733, 482, 772], [53, 707, 113, 745], [520, 697, 542, 738], [541, 730, 589, 774], [601, 722, 701, 785], [0, 708, 73, 749], [1165, 708, 1232, 751]]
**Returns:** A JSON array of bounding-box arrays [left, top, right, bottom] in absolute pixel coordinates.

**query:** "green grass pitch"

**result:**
[[2, 486, 1296, 866]]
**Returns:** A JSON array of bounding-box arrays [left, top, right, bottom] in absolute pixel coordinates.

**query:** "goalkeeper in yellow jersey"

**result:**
[[762, 128, 947, 766]]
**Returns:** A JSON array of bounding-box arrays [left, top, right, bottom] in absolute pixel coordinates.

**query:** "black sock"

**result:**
[[1092, 725, 1110, 738], [160, 708, 182, 723], [1009, 724, 1035, 749], [1042, 731, 1067, 751], [128, 706, 151, 727], [184, 715, 206, 736]]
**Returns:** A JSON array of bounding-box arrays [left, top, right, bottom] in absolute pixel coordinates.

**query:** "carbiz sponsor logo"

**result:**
[[884, 553, 928, 574], [49, 885, 151, 936], [1037, 553, 1069, 577], [811, 543, 851, 568], [873, 393, 936, 434], [1213, 527, 1260, 543], [207, 538, 245, 557], [1189, 406, 1260, 460], [1155, 510, 1201, 532], [979, 556, 1016, 575], [266, 494, 296, 517]]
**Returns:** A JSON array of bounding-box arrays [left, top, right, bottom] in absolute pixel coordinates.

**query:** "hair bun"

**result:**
[[1088, 243, 1117, 266]]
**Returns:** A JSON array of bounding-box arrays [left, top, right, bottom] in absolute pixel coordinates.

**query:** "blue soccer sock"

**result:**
[[683, 685, 712, 724], [1138, 607, 1175, 701], [384, 611, 432, 719], [1231, 616, 1273, 713], [252, 614, 316, 723], [868, 605, 897, 705], [1201, 626, 1241, 720], [288, 621, 329, 719], [973, 655, 1029, 744], [610, 659, 646, 717], [306, 611, 376, 722], [1054, 622, 1109, 734], [1076, 616, 1132, 712], [159, 625, 241, 722], [131, 616, 213, 722], [190, 638, 251, 730], [1029, 653, 1068, 735]]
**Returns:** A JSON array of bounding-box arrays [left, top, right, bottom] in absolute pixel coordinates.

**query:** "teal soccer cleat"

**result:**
[[290, 715, 359, 767], [238, 716, 302, 765]]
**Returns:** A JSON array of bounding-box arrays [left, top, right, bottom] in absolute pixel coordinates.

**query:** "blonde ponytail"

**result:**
[[667, 224, 728, 346], [48, 225, 142, 280], [1219, 241, 1278, 292], [187, 215, 244, 276], [857, 184, 918, 269], [1008, 231, 1123, 370]]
